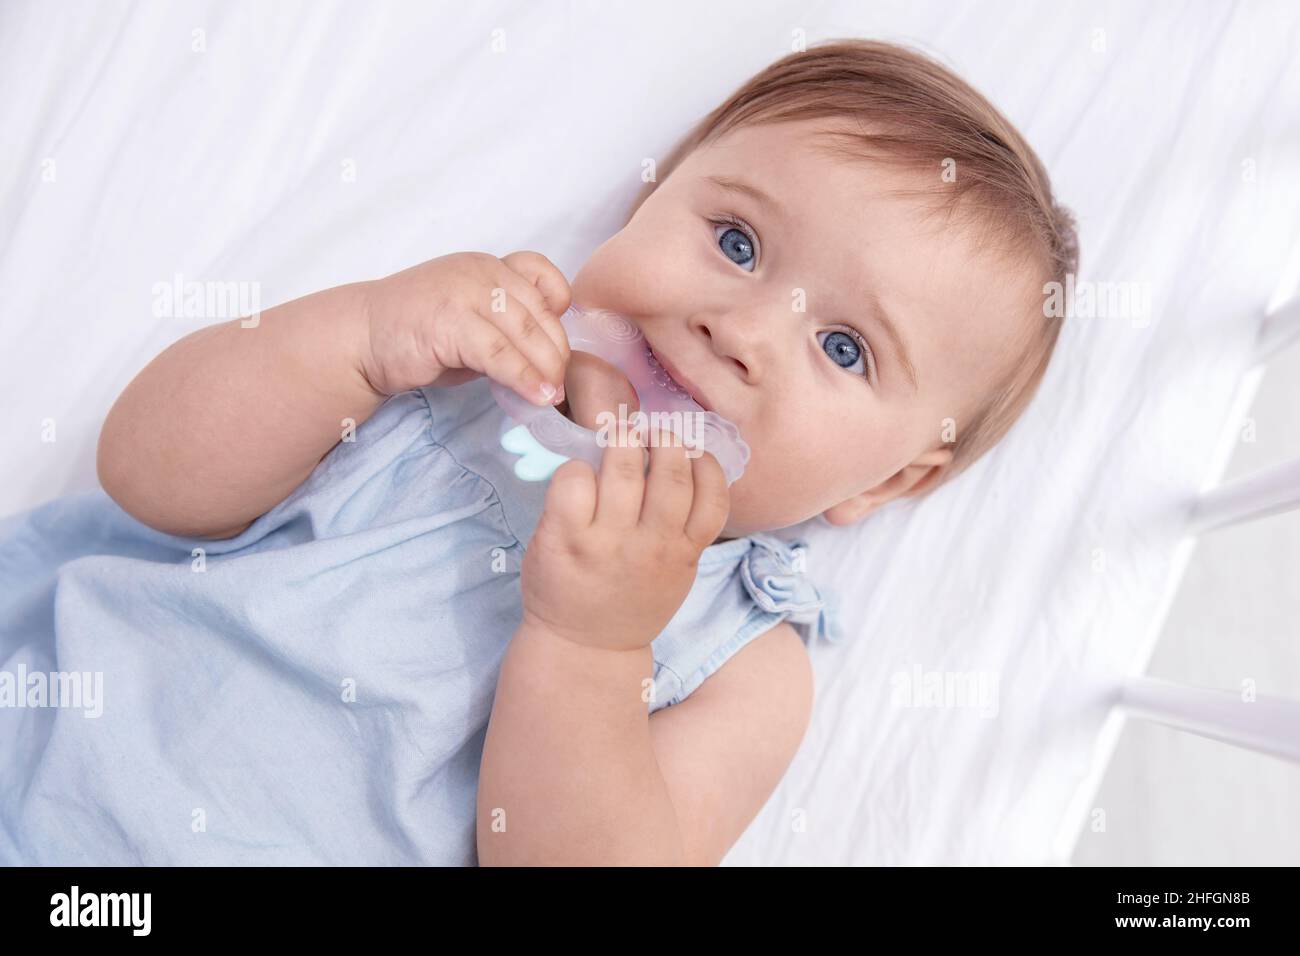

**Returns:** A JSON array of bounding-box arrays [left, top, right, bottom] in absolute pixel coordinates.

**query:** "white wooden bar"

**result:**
[[1118, 676, 1300, 764], [1188, 455, 1300, 533], [1254, 295, 1300, 363]]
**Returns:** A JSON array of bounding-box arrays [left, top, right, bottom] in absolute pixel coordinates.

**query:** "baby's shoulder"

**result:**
[[695, 619, 814, 717]]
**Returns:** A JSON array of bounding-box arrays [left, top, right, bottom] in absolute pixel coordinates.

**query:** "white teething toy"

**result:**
[[491, 306, 751, 485]]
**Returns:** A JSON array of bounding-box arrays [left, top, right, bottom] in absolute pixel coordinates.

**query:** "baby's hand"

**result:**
[[521, 428, 731, 652], [360, 251, 572, 403]]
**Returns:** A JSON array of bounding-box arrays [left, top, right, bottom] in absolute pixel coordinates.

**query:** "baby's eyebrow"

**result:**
[[704, 174, 788, 222]]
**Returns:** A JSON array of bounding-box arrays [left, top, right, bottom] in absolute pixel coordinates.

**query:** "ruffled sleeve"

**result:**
[[739, 532, 843, 645]]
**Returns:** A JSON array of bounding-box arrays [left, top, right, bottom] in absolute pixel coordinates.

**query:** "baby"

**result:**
[[2, 39, 1076, 866]]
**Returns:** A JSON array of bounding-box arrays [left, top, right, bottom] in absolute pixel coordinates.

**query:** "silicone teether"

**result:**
[[491, 306, 751, 485]]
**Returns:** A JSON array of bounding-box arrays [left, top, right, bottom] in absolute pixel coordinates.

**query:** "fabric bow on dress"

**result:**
[[738, 532, 843, 645]]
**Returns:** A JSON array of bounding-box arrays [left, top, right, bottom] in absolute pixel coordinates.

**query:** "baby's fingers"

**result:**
[[639, 428, 695, 533], [500, 251, 572, 375], [542, 459, 597, 533], [502, 250, 572, 322], [683, 451, 730, 548], [468, 304, 564, 406]]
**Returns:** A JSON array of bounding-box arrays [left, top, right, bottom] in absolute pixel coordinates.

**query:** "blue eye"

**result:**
[[818, 328, 872, 379], [711, 217, 757, 272]]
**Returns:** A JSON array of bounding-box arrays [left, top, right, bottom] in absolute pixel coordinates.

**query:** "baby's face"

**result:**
[[568, 118, 1040, 537]]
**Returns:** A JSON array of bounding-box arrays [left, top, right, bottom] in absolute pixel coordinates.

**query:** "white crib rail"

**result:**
[[1117, 676, 1300, 765], [1116, 294, 1300, 773], [1188, 455, 1300, 533], [1187, 295, 1300, 536], [1255, 294, 1300, 363], [1062, 295, 1300, 863]]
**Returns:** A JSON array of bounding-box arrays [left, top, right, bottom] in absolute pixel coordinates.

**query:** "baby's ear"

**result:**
[[896, 447, 954, 500], [820, 491, 879, 526], [822, 447, 955, 525]]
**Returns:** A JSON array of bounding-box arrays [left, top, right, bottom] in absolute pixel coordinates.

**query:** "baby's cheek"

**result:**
[[718, 432, 826, 533], [721, 470, 814, 535], [570, 236, 645, 315], [571, 220, 702, 319]]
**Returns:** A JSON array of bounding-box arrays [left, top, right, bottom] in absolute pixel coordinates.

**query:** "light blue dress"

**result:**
[[0, 378, 840, 864]]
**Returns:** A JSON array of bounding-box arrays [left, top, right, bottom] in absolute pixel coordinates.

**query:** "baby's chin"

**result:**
[[720, 461, 831, 538]]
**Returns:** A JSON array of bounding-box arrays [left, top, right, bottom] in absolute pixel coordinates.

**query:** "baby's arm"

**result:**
[[482, 623, 687, 863], [98, 282, 380, 538], [481, 617, 812, 865], [645, 620, 813, 865], [98, 252, 571, 538], [476, 434, 806, 865]]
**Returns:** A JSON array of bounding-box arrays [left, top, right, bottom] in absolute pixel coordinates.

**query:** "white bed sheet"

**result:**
[[2, 0, 1298, 864]]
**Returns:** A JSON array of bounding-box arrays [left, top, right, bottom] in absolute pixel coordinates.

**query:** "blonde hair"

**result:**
[[625, 38, 1079, 496]]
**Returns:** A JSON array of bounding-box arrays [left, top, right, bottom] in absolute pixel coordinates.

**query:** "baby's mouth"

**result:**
[[644, 343, 710, 411]]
